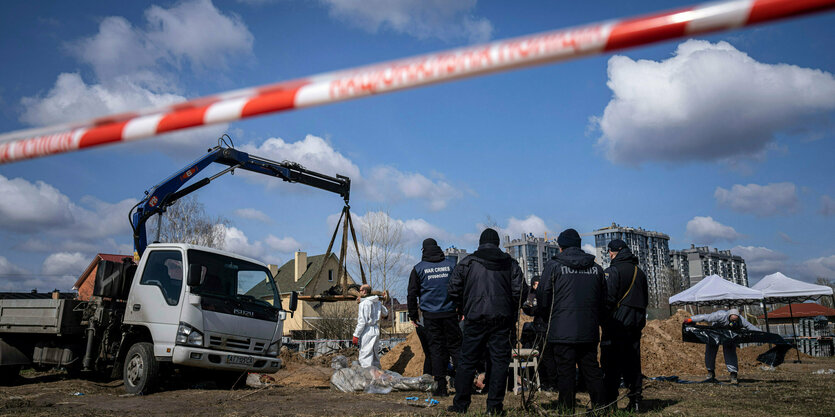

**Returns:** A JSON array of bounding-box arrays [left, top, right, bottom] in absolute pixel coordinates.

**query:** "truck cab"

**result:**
[[120, 243, 289, 392]]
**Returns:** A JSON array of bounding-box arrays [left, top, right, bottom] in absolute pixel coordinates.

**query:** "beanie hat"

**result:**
[[422, 238, 438, 251], [557, 228, 581, 248], [479, 228, 500, 246], [608, 239, 628, 252]]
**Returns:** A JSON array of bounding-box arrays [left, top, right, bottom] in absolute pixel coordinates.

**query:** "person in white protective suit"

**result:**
[[352, 284, 389, 368], [684, 308, 759, 384]]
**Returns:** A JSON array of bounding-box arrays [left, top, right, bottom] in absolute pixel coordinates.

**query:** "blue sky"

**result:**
[[0, 0, 833, 295]]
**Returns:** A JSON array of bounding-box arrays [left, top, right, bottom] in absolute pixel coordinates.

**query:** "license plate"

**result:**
[[227, 355, 254, 365]]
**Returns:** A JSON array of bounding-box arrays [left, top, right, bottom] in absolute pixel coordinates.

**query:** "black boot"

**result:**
[[706, 370, 716, 382], [432, 378, 449, 397]]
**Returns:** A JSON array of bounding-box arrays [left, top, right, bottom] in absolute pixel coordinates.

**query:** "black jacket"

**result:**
[[603, 247, 648, 330], [407, 244, 457, 321], [537, 247, 607, 344], [447, 243, 524, 322]]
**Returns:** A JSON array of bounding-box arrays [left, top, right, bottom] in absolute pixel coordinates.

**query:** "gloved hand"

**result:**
[[352, 336, 359, 346], [683, 318, 694, 324]]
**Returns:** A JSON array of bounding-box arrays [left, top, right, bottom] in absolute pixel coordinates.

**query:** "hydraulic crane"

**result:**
[[129, 137, 350, 261]]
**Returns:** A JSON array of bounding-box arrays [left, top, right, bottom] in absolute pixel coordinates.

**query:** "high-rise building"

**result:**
[[670, 251, 691, 290], [503, 233, 560, 284], [670, 245, 749, 287], [444, 247, 470, 264], [592, 223, 672, 308]]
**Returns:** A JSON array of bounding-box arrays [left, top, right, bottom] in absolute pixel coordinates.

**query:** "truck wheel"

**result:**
[[0, 366, 20, 385], [123, 342, 159, 394]]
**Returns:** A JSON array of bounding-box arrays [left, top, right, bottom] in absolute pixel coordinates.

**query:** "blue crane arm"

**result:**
[[130, 144, 350, 260]]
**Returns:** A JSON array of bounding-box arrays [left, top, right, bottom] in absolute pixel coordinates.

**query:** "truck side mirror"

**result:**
[[187, 264, 203, 287], [288, 291, 299, 312]]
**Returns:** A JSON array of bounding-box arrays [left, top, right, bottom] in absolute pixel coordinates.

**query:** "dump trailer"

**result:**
[[0, 243, 298, 394]]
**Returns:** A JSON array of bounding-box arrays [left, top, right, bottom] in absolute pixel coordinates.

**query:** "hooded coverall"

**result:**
[[354, 295, 388, 368], [692, 310, 760, 373]]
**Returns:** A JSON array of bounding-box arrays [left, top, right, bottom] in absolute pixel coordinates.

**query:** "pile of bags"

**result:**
[[330, 355, 435, 394]]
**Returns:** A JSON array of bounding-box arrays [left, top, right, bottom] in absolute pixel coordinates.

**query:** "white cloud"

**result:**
[[0, 257, 58, 293], [821, 195, 835, 216], [0, 174, 137, 244], [242, 134, 463, 209], [594, 40, 835, 165], [685, 216, 743, 245], [234, 208, 273, 223], [800, 254, 835, 279], [0, 256, 28, 276], [265, 235, 302, 253], [0, 174, 74, 232], [0, 252, 88, 292], [219, 225, 287, 265], [731, 245, 788, 276], [241, 134, 361, 182], [19, 0, 250, 154], [20, 73, 185, 126], [143, 0, 253, 73], [582, 243, 596, 256], [778, 232, 794, 243], [42, 252, 89, 276], [367, 167, 462, 211], [497, 215, 551, 241], [320, 0, 492, 43], [222, 225, 265, 259], [333, 210, 451, 249], [714, 182, 799, 216]]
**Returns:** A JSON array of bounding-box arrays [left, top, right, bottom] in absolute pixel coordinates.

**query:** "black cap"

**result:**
[[557, 228, 581, 248], [608, 239, 628, 252], [422, 238, 438, 251], [479, 228, 500, 246]]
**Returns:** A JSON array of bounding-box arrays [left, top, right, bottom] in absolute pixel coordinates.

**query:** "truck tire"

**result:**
[[123, 342, 159, 395]]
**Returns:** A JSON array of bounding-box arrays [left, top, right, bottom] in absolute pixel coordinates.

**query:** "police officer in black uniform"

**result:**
[[446, 228, 524, 415], [407, 238, 460, 396], [537, 228, 607, 412], [600, 238, 648, 412]]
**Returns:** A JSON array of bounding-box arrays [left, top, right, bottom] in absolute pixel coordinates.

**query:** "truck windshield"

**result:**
[[187, 249, 278, 308]]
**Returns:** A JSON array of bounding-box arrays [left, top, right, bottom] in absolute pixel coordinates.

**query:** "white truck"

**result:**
[[0, 243, 298, 394]]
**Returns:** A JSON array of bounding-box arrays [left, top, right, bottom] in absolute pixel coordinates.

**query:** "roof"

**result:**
[[72, 253, 132, 290], [247, 253, 341, 298], [751, 272, 834, 302], [0, 291, 75, 300], [670, 274, 763, 306], [758, 303, 835, 319]]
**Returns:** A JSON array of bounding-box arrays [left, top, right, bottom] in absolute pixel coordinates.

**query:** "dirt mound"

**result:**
[[269, 362, 333, 388], [641, 310, 709, 376], [641, 309, 782, 376], [380, 331, 426, 377], [379, 310, 785, 379]]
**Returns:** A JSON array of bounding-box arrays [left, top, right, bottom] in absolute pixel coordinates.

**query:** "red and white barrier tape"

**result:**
[[1, 0, 833, 164]]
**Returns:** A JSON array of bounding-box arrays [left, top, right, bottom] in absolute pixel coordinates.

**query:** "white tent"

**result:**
[[751, 272, 834, 303], [669, 274, 763, 306]]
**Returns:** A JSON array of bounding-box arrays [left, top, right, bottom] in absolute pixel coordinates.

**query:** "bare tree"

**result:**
[[353, 210, 408, 334], [356, 210, 407, 296], [816, 277, 835, 308], [651, 267, 685, 310], [311, 302, 358, 340], [483, 214, 499, 229], [149, 194, 230, 249]]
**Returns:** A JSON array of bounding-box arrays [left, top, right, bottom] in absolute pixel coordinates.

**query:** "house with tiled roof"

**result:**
[[72, 254, 133, 300], [248, 251, 358, 338]]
